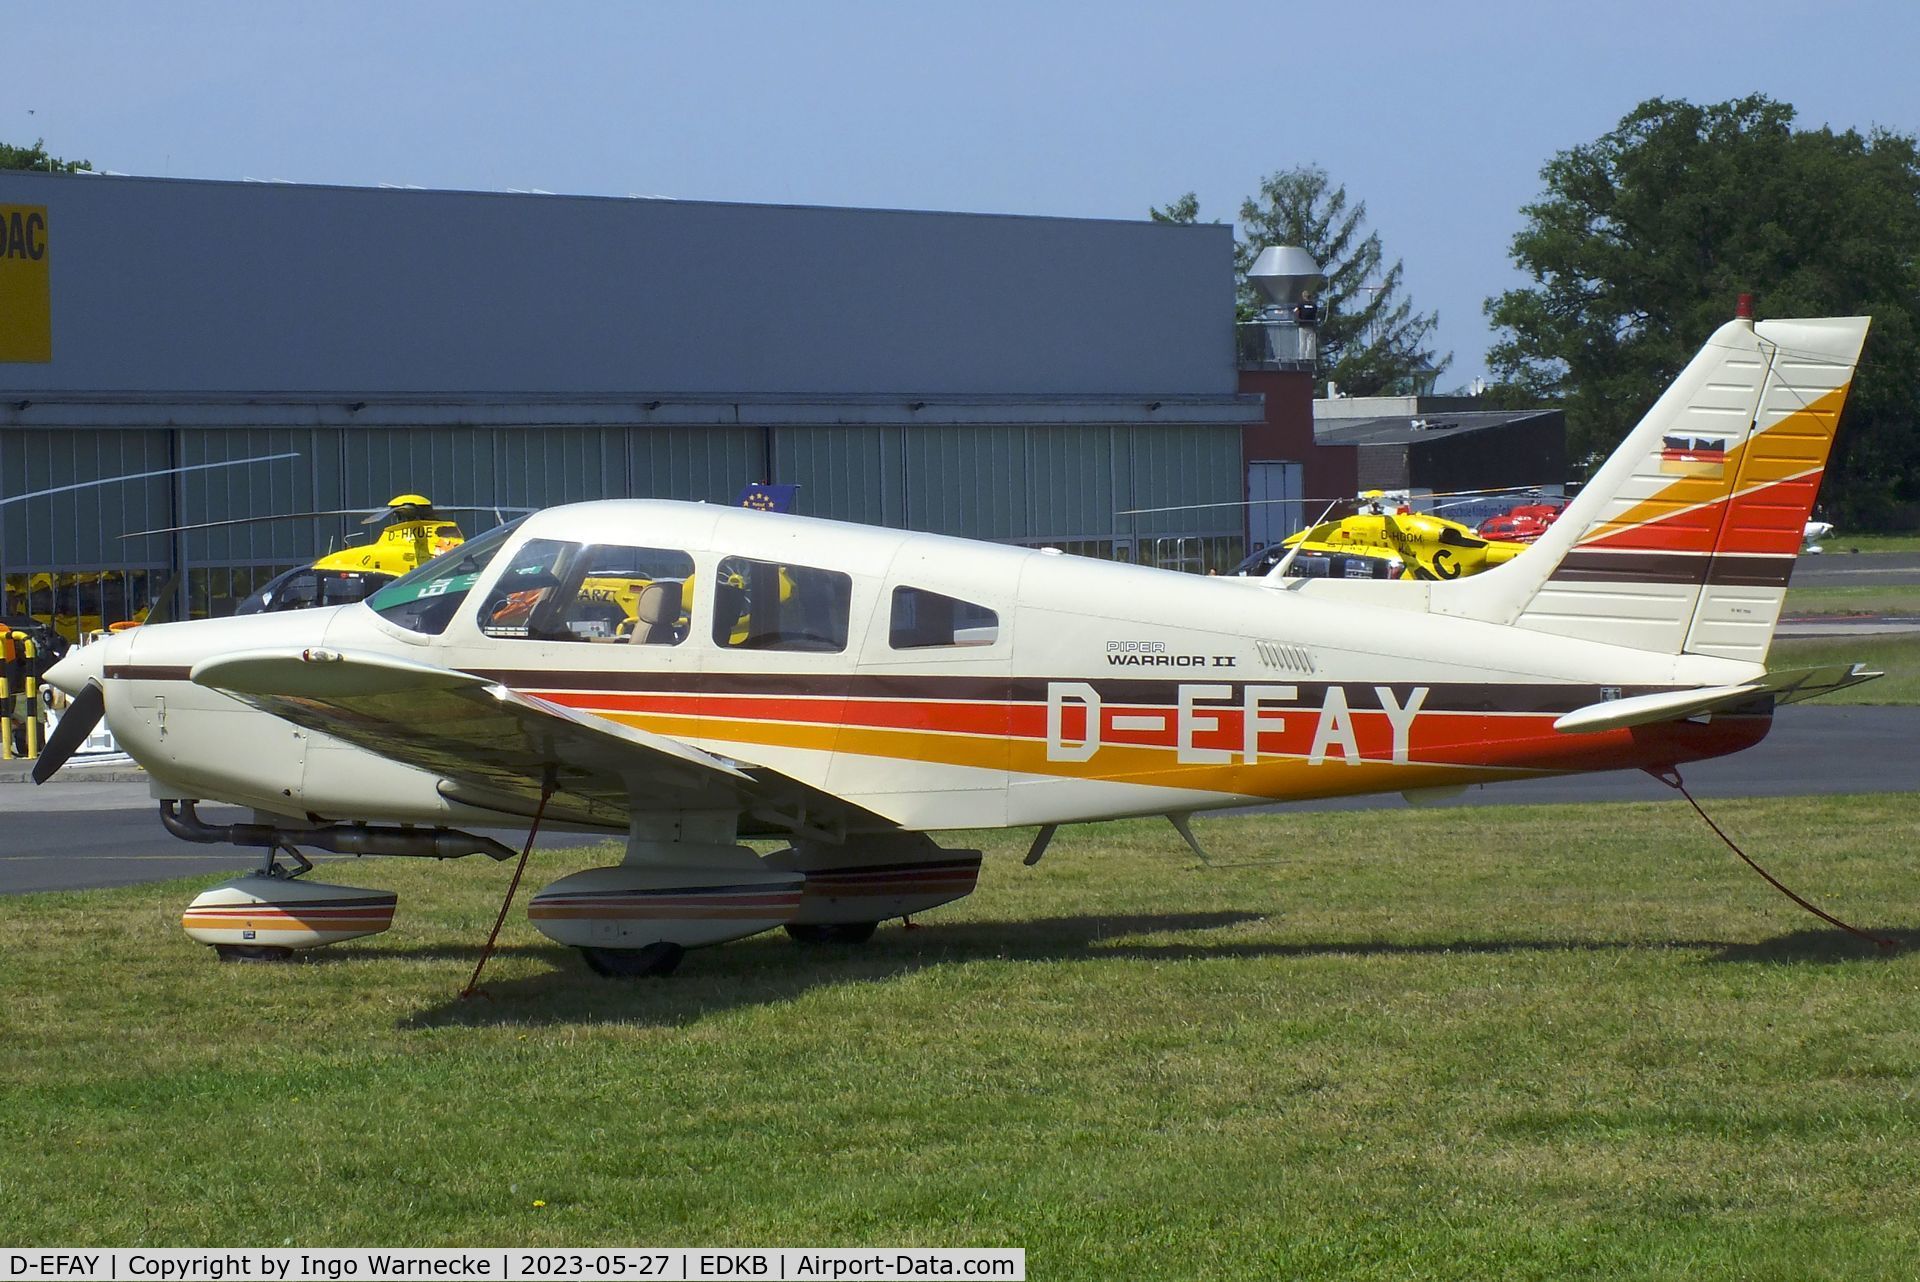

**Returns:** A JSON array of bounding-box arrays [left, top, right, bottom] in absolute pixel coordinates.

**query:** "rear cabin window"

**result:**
[[712, 556, 851, 652], [479, 540, 696, 644], [889, 586, 1000, 649]]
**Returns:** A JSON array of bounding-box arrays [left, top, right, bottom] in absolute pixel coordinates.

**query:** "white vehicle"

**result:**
[[40, 313, 1879, 975]]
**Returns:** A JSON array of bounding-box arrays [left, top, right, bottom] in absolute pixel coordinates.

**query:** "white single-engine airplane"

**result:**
[[39, 312, 1880, 976]]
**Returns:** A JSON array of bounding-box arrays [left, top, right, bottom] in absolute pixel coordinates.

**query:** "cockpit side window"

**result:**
[[368, 519, 522, 635], [712, 556, 851, 652], [478, 541, 696, 644], [889, 586, 999, 649]]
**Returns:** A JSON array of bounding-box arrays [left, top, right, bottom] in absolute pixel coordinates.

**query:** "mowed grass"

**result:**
[[1771, 632, 1920, 703], [1783, 583, 1920, 618], [4, 797, 1919, 1278], [1809, 532, 1920, 554]]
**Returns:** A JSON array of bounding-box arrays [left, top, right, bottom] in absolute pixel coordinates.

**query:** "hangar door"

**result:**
[[1247, 461, 1303, 552]]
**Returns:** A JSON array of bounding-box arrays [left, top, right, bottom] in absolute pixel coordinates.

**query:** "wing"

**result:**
[[192, 647, 884, 839], [1553, 663, 1882, 735]]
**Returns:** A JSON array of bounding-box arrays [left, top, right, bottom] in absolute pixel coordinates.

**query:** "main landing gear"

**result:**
[[580, 942, 687, 978], [527, 821, 983, 979], [784, 921, 879, 945]]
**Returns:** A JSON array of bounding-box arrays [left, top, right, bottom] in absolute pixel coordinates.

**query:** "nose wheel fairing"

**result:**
[[181, 874, 398, 958]]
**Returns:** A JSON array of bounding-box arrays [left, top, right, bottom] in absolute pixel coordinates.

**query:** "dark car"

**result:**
[[1231, 545, 1401, 580], [236, 566, 393, 615]]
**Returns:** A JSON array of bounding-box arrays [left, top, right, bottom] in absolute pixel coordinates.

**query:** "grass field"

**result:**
[[1783, 583, 1920, 618], [1771, 632, 1920, 703], [3, 798, 1918, 1278], [1807, 533, 1920, 554]]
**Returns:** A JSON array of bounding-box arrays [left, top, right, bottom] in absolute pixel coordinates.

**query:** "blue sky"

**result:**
[[15, 0, 1918, 385]]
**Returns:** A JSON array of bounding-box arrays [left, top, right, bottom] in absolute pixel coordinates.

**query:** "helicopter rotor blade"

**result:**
[[121, 509, 389, 539], [0, 452, 300, 511], [125, 502, 539, 539]]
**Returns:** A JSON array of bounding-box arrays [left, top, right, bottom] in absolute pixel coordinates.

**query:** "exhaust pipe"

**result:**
[[160, 799, 516, 860]]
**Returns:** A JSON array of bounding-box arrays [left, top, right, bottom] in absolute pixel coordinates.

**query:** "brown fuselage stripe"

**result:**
[[1550, 550, 1794, 588], [118, 659, 1704, 717]]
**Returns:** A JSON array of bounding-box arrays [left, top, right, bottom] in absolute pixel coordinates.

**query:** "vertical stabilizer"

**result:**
[[1435, 314, 1870, 660]]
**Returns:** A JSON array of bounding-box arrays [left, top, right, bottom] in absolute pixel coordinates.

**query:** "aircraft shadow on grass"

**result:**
[[365, 911, 1917, 1030]]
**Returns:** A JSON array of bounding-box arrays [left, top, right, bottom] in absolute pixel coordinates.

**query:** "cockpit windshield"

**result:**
[[367, 518, 524, 635]]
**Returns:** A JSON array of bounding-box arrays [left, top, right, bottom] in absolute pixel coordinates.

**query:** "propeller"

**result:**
[[32, 681, 104, 785]]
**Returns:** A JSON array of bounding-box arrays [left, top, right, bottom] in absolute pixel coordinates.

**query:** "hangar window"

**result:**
[[478, 540, 695, 643], [369, 519, 522, 635], [713, 556, 851, 652], [889, 586, 999, 649]]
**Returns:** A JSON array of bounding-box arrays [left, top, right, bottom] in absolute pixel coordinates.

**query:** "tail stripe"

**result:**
[[1550, 550, 1793, 588]]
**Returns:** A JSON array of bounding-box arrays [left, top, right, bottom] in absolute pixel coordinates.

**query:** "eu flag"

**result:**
[[735, 484, 799, 513]]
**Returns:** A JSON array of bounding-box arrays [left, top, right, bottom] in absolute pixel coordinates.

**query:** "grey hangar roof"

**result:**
[[0, 170, 1252, 424]]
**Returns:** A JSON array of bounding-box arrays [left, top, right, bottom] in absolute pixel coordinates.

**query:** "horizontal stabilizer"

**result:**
[[1553, 663, 1881, 735]]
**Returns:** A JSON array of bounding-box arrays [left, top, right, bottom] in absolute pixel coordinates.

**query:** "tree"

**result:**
[[1, 139, 92, 174], [1486, 95, 1920, 523], [1236, 166, 1449, 396], [1149, 192, 1201, 226]]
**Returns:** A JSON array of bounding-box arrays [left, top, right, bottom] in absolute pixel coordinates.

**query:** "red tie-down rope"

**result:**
[[460, 783, 555, 999], [1648, 766, 1898, 954]]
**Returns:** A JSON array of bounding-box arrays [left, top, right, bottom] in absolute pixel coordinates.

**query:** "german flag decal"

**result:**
[[1660, 433, 1728, 477]]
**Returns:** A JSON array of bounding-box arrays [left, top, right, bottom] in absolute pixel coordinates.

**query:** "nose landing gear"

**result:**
[[180, 828, 399, 963]]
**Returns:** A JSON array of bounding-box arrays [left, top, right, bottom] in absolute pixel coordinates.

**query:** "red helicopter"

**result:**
[[1475, 500, 1563, 544]]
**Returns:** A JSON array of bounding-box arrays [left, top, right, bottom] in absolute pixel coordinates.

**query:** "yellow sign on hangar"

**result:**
[[0, 204, 52, 362]]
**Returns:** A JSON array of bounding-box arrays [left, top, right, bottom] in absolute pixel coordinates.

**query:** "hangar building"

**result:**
[[1313, 395, 1568, 526], [0, 171, 1261, 632]]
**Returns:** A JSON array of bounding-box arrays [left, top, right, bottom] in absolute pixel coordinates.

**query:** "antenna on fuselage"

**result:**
[[1265, 498, 1343, 585]]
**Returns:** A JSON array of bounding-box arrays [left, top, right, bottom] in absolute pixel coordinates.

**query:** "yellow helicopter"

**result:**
[[1235, 490, 1531, 581], [122, 495, 525, 616], [236, 494, 470, 613], [128, 488, 796, 631]]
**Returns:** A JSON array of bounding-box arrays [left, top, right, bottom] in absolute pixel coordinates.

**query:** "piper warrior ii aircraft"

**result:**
[[39, 312, 1879, 977]]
